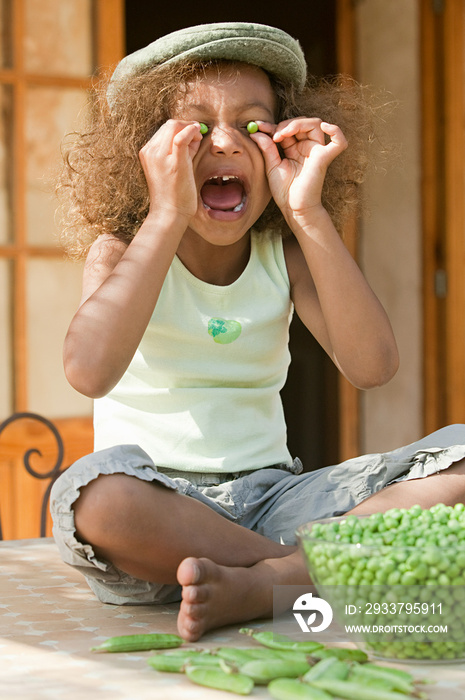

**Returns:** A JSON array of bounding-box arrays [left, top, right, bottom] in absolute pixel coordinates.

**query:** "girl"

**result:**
[[51, 22, 465, 642]]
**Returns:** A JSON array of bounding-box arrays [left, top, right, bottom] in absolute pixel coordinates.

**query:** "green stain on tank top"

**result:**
[[208, 318, 242, 344]]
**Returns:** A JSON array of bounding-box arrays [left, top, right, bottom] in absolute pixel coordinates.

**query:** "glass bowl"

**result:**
[[296, 515, 465, 662]]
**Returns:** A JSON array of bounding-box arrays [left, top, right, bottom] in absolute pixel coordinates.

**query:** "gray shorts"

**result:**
[[50, 424, 465, 606]]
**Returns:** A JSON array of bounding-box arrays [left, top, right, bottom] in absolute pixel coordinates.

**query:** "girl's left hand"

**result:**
[[251, 118, 347, 224]]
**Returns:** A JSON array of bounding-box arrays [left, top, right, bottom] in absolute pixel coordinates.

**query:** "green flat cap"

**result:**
[[110, 22, 307, 91]]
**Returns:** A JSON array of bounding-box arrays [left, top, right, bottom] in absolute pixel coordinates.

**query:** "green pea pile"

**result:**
[[298, 503, 465, 661]]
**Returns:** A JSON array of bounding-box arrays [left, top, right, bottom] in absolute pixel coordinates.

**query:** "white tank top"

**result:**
[[93, 230, 294, 472]]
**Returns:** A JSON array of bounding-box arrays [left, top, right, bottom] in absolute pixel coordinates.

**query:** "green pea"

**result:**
[[199, 122, 208, 135], [239, 658, 311, 684], [413, 562, 429, 580], [382, 531, 396, 544], [268, 678, 333, 700], [90, 632, 183, 653], [384, 508, 402, 521], [400, 571, 417, 585], [247, 121, 259, 134], [185, 665, 254, 695], [456, 552, 465, 567], [386, 570, 401, 585]]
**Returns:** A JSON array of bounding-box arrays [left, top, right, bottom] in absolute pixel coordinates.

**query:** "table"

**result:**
[[1, 539, 465, 699]]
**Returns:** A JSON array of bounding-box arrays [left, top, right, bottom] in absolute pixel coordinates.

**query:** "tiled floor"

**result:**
[[1, 539, 465, 699]]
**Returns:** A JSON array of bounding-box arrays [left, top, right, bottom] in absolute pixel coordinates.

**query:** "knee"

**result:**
[[73, 473, 139, 544]]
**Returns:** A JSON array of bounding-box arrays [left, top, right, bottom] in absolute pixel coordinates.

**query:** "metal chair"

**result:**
[[0, 412, 67, 539]]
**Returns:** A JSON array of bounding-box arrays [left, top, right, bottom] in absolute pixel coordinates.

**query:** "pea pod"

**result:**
[[311, 647, 368, 662], [215, 648, 260, 666], [311, 678, 416, 700], [90, 632, 183, 653], [216, 647, 309, 664], [350, 663, 416, 694], [185, 665, 254, 695], [239, 658, 311, 684], [357, 677, 411, 692], [273, 650, 313, 663], [155, 648, 200, 654], [362, 663, 415, 682], [147, 651, 220, 673], [239, 628, 323, 653], [268, 678, 333, 700], [302, 657, 350, 682]]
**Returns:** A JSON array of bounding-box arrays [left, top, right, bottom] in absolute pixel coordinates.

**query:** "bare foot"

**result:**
[[176, 557, 271, 642], [176, 550, 310, 641]]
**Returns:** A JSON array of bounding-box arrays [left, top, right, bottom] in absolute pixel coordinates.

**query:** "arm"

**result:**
[[63, 120, 202, 398], [253, 118, 399, 390]]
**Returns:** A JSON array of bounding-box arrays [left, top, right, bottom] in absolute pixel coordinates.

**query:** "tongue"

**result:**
[[201, 182, 244, 211]]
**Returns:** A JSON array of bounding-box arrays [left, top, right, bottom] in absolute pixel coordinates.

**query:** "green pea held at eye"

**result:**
[[247, 121, 259, 134], [199, 122, 208, 135]]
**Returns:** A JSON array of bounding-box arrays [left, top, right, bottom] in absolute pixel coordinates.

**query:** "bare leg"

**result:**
[[74, 461, 465, 642], [73, 474, 310, 640], [73, 474, 298, 581], [349, 458, 465, 515], [176, 459, 465, 640]]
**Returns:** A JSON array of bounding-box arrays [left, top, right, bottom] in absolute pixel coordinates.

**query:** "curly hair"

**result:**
[[57, 58, 390, 258]]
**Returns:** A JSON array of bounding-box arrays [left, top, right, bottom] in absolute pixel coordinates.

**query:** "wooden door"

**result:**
[[0, 0, 124, 538], [421, 0, 465, 432]]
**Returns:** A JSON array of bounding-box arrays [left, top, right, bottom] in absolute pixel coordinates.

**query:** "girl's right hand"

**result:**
[[139, 119, 203, 223]]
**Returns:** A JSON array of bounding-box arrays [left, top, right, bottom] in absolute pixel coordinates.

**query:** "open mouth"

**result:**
[[200, 175, 247, 214]]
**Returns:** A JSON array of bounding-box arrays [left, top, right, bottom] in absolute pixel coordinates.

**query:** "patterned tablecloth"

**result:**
[[1, 538, 465, 699]]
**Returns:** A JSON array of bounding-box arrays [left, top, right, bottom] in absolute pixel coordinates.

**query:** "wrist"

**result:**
[[139, 207, 190, 240], [286, 203, 333, 237]]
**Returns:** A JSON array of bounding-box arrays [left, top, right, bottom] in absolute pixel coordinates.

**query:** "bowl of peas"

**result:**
[[297, 503, 465, 662]]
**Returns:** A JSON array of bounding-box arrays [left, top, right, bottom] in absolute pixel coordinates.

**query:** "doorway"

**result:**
[[125, 3, 340, 471]]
